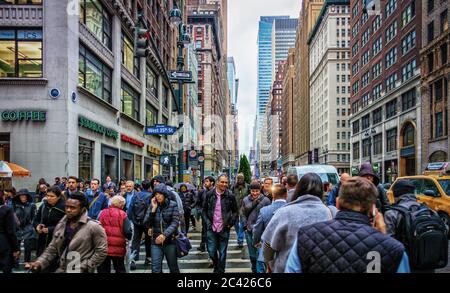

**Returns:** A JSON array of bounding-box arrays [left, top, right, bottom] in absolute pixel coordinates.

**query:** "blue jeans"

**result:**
[[207, 229, 230, 273], [151, 243, 180, 273], [234, 217, 245, 244], [245, 231, 258, 273]]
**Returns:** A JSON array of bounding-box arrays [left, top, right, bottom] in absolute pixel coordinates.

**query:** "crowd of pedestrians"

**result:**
[[0, 162, 448, 273]]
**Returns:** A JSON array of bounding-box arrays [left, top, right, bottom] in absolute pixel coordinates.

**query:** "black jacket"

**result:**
[[203, 188, 238, 232], [33, 198, 66, 256], [297, 210, 405, 273], [195, 187, 212, 212], [144, 184, 180, 243], [12, 196, 36, 241], [0, 205, 19, 252], [179, 190, 195, 211]]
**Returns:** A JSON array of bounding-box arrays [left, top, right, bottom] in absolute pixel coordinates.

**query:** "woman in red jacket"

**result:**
[[98, 196, 132, 273]]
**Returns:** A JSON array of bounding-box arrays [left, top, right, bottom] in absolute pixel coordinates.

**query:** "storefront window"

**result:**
[[79, 138, 94, 181], [0, 133, 10, 162], [121, 151, 134, 180], [79, 0, 111, 48], [152, 161, 160, 178], [145, 158, 153, 180], [0, 29, 43, 77], [135, 155, 142, 182], [79, 45, 112, 103]]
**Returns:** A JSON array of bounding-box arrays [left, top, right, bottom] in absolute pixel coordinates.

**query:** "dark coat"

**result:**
[[203, 188, 238, 232], [33, 198, 66, 256], [0, 205, 19, 272], [144, 184, 180, 243], [240, 194, 271, 231], [179, 189, 195, 211], [12, 195, 36, 241], [297, 210, 405, 273]]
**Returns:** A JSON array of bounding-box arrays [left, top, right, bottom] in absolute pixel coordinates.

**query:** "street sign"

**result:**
[[169, 70, 192, 81], [160, 155, 171, 166], [198, 155, 205, 163], [145, 124, 177, 135], [189, 150, 197, 158]]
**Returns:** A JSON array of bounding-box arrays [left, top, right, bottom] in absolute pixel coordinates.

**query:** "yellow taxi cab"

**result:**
[[387, 162, 450, 230]]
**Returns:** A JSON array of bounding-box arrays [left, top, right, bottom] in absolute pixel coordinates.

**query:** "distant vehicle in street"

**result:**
[[287, 165, 339, 185], [386, 162, 450, 236]]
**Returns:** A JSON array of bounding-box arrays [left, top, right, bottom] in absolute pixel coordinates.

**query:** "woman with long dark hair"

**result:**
[[261, 173, 338, 272]]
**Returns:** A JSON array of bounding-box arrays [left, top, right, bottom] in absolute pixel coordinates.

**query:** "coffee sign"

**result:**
[[79, 116, 118, 139], [1, 110, 46, 122]]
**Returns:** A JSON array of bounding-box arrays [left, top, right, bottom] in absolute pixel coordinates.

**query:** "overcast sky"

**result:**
[[228, 0, 301, 158]]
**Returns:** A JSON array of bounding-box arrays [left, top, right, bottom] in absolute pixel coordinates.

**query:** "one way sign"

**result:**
[[169, 70, 192, 81]]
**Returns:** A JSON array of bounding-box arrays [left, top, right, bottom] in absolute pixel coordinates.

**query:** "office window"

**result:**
[[362, 114, 370, 130], [362, 50, 370, 67], [146, 65, 158, 98], [342, 97, 346, 105], [352, 80, 359, 95], [79, 45, 112, 103], [401, 58, 417, 82], [385, 47, 398, 68], [386, 73, 398, 92], [337, 86, 340, 94], [362, 71, 370, 88], [352, 60, 360, 76], [146, 102, 158, 126], [441, 44, 448, 65], [79, 0, 112, 48], [428, 21, 434, 44], [337, 75, 340, 82], [342, 75, 346, 83], [363, 138, 371, 157], [352, 42, 359, 57], [121, 82, 140, 121], [342, 131, 346, 140], [362, 93, 370, 108], [337, 63, 340, 71], [436, 112, 444, 137], [337, 132, 340, 139], [427, 0, 434, 13], [0, 29, 43, 78], [373, 83, 383, 100], [373, 107, 382, 124], [373, 134, 382, 155], [401, 30, 416, 55], [352, 3, 359, 19], [386, 0, 397, 18], [372, 61, 382, 79], [386, 128, 397, 152], [352, 102, 359, 115], [386, 21, 398, 43], [162, 85, 169, 108], [352, 120, 359, 134], [372, 36, 382, 56], [353, 142, 360, 159], [342, 109, 346, 116], [337, 97, 340, 105], [401, 2, 415, 27], [337, 109, 340, 116], [122, 33, 139, 78], [441, 10, 449, 33], [386, 99, 397, 118], [402, 88, 416, 111], [372, 15, 381, 32], [342, 120, 346, 127], [362, 28, 370, 47]]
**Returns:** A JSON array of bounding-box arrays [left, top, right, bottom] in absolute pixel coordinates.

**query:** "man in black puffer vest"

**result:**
[[285, 177, 410, 273]]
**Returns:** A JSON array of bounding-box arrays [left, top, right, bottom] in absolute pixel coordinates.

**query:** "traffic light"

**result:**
[[135, 22, 150, 58]]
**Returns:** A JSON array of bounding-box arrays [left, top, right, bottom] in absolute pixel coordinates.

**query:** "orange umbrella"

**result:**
[[0, 161, 31, 177]]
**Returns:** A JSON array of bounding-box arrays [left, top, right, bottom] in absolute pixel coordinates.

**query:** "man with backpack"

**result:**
[[385, 179, 448, 273], [85, 179, 108, 219], [129, 180, 152, 271]]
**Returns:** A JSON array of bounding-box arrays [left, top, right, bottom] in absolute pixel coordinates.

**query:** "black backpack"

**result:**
[[391, 204, 448, 270], [132, 193, 150, 225]]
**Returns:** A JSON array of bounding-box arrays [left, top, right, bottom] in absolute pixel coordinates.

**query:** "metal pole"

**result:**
[[177, 1, 185, 183]]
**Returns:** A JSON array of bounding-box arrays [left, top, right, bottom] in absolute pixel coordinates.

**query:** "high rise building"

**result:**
[[273, 17, 298, 69], [281, 49, 296, 170], [349, 0, 422, 183], [0, 0, 183, 189], [308, 0, 351, 174], [420, 0, 449, 168], [293, 0, 324, 165], [187, 0, 229, 177], [227, 57, 240, 174]]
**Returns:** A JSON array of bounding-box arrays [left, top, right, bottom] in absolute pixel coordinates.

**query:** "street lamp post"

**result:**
[[170, 0, 191, 183]]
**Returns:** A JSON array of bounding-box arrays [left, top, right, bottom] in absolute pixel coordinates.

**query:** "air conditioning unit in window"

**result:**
[[380, 91, 385, 98]]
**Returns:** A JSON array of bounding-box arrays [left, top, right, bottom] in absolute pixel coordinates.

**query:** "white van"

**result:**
[[287, 165, 340, 185]]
